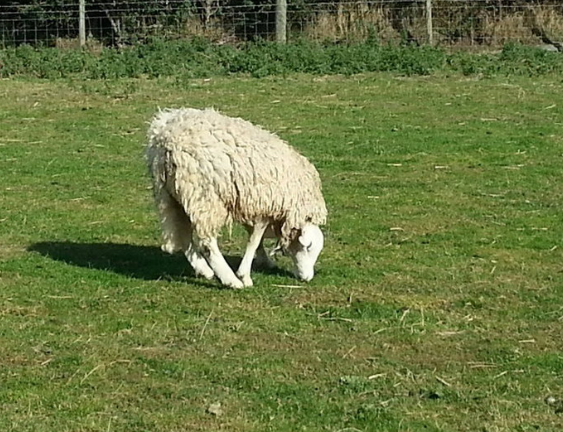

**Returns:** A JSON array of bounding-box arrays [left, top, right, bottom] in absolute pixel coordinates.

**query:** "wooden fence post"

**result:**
[[426, 0, 433, 45], [79, 0, 86, 47], [276, 0, 287, 43]]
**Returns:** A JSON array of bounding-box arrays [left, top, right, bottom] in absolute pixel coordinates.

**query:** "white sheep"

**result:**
[[146, 107, 327, 289]]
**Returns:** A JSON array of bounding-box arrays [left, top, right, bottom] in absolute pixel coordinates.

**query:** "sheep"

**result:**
[[146, 107, 327, 289]]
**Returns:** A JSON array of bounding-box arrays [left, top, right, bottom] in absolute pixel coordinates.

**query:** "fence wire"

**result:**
[[1, 1, 562, 49]]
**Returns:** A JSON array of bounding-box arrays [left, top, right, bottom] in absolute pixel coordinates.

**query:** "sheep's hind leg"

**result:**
[[237, 222, 269, 287], [156, 190, 214, 279], [184, 240, 214, 280], [200, 237, 244, 289]]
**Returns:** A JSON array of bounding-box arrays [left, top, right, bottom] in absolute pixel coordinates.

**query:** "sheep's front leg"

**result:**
[[236, 222, 269, 287], [200, 237, 244, 289]]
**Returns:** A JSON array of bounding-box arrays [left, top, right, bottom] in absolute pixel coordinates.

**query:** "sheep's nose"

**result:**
[[296, 272, 314, 282]]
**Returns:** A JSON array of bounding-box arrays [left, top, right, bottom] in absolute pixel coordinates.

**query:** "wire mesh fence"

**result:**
[[1, 1, 563, 49]]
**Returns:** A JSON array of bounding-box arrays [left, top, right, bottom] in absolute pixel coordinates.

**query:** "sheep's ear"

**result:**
[[298, 235, 313, 251]]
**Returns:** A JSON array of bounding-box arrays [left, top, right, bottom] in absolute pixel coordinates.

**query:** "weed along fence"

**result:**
[[1, 0, 563, 49]]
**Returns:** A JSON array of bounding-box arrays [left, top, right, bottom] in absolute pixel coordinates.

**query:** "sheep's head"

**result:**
[[272, 223, 324, 282]]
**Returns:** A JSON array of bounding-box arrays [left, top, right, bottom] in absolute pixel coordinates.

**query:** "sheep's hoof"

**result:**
[[227, 278, 245, 290], [241, 275, 254, 287], [235, 271, 253, 287], [195, 268, 215, 280]]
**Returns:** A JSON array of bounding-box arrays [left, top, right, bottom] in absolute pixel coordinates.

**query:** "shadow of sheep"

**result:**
[[28, 241, 291, 283]]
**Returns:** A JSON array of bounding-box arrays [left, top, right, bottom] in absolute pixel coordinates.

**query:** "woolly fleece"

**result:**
[[146, 108, 327, 251]]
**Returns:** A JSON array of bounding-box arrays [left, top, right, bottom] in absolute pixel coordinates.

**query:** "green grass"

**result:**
[[1, 72, 562, 431]]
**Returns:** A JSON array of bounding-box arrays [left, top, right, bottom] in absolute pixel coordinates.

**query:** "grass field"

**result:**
[[1, 73, 562, 431]]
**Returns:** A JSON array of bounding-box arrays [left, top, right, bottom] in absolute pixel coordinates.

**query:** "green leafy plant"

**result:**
[[2, 39, 563, 80]]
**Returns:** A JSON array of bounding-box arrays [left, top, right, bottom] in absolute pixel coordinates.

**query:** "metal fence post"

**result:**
[[276, 0, 287, 43], [79, 0, 86, 46], [426, 0, 433, 45]]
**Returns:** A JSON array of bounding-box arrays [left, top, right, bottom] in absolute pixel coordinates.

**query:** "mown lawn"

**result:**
[[0, 73, 562, 431]]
